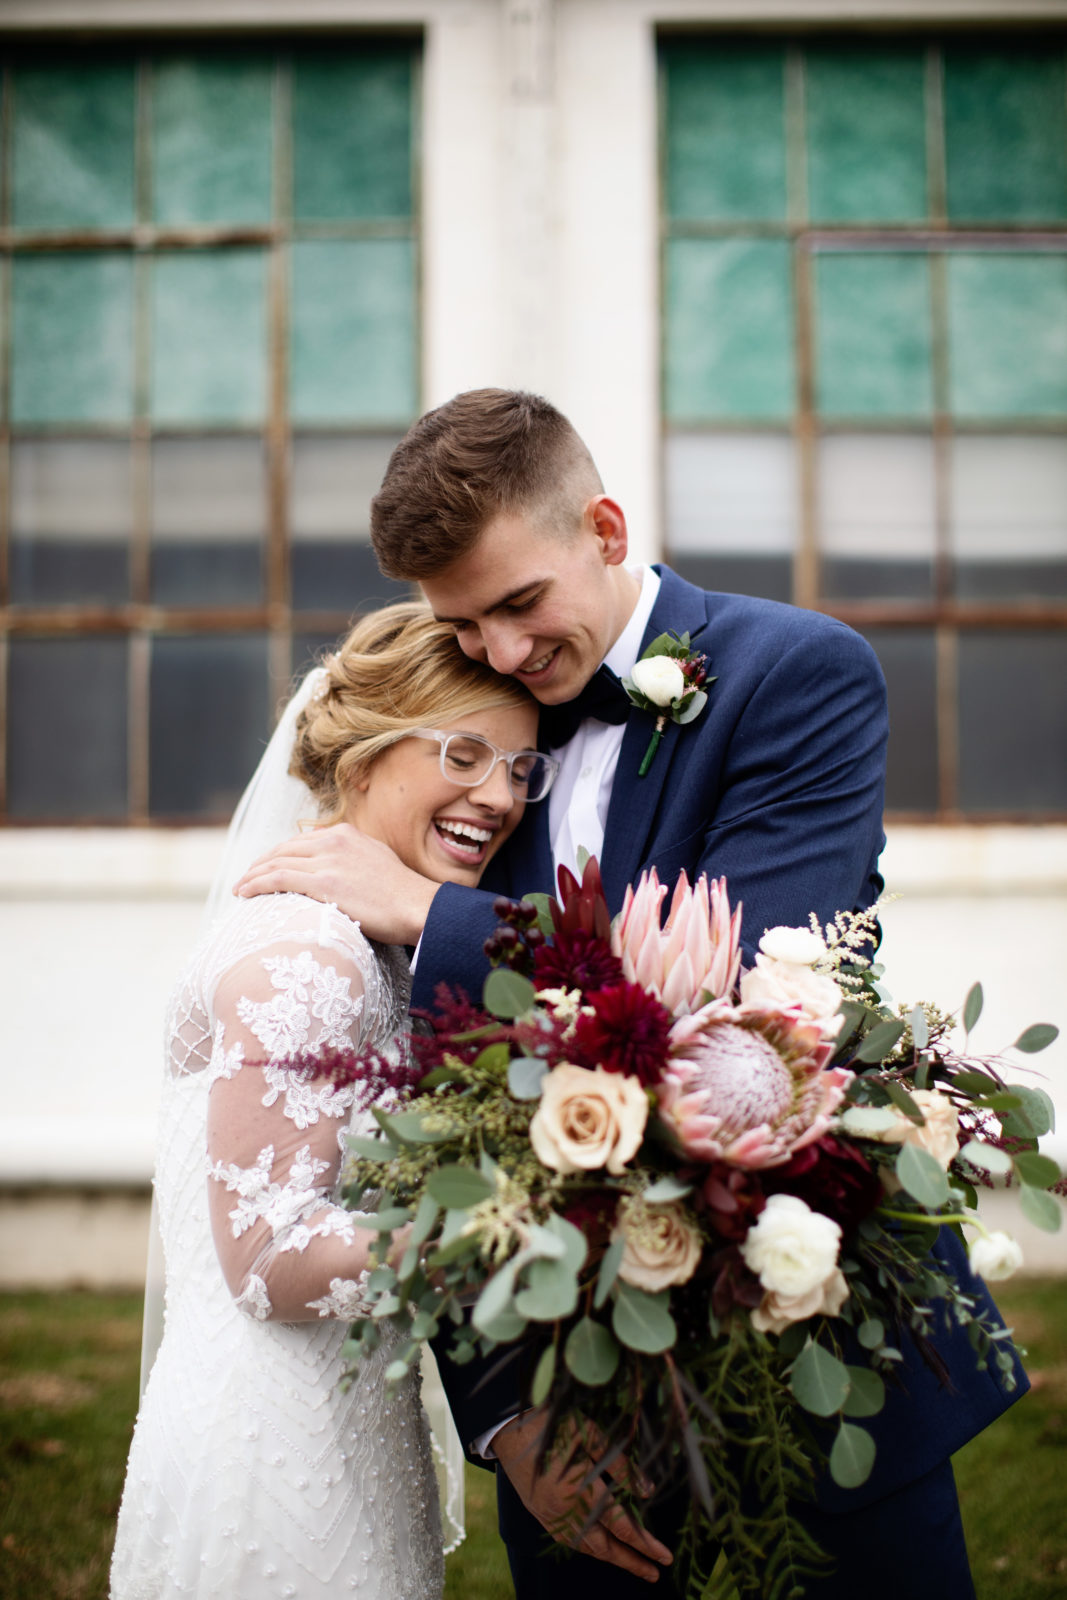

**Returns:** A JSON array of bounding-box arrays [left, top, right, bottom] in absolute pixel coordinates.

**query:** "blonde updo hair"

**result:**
[[289, 600, 534, 825]]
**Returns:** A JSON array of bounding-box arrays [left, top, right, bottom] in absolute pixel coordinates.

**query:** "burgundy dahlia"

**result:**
[[761, 1134, 882, 1235], [572, 980, 673, 1087], [698, 1162, 767, 1243], [533, 930, 624, 995]]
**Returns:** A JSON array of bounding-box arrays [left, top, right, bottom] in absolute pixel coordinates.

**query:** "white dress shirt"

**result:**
[[547, 564, 661, 881]]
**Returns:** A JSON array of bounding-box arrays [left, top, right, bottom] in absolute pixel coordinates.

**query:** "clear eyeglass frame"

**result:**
[[404, 728, 560, 802]]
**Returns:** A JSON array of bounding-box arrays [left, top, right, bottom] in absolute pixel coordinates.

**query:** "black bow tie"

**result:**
[[540, 664, 631, 748]]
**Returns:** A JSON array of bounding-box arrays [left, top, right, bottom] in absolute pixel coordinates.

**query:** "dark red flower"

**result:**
[[761, 1134, 882, 1235], [409, 983, 505, 1070], [572, 980, 672, 1087], [707, 1244, 764, 1320], [562, 1190, 620, 1252], [533, 930, 624, 995], [551, 857, 613, 941]]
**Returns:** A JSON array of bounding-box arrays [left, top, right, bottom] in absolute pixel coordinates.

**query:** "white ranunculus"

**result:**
[[751, 1265, 850, 1334], [969, 1230, 1024, 1282], [740, 1193, 842, 1298], [529, 1063, 648, 1175], [630, 656, 686, 707], [757, 926, 827, 966]]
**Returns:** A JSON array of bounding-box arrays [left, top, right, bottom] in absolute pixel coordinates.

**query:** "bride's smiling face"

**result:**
[[343, 700, 539, 886]]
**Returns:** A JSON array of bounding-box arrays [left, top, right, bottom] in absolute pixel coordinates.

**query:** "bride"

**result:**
[[111, 601, 553, 1600]]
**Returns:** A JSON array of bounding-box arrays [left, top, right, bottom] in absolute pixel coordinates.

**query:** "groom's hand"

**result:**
[[233, 823, 439, 946], [492, 1409, 672, 1583]]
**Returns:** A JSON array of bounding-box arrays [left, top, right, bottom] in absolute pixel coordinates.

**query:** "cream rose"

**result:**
[[751, 1265, 850, 1334], [630, 656, 685, 707], [529, 1063, 647, 1175], [740, 1193, 842, 1298], [740, 955, 844, 1038], [868, 1088, 960, 1170], [758, 926, 827, 966], [614, 1199, 703, 1293], [968, 1230, 1024, 1282]]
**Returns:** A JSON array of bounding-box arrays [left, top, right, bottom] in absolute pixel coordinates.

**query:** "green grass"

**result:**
[[1, 1282, 1064, 1599]]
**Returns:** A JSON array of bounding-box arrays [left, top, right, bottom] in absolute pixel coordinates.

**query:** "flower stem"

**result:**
[[637, 715, 667, 778]]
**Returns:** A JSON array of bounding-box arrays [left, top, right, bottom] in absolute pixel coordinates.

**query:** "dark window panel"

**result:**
[[7, 636, 128, 819], [954, 559, 1067, 603], [668, 552, 793, 605], [150, 436, 267, 606], [820, 557, 934, 603], [958, 630, 1067, 813], [151, 546, 263, 607], [10, 539, 129, 605], [149, 634, 270, 819], [291, 542, 413, 614], [859, 628, 939, 813]]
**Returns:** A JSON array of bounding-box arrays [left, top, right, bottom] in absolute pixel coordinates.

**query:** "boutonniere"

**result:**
[[621, 631, 715, 777]]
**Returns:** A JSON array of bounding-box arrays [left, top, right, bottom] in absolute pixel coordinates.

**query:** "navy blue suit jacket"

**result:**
[[418, 567, 1025, 1515]]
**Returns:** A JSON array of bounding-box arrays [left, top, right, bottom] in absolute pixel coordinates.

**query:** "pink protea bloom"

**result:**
[[612, 868, 742, 1016], [658, 1005, 853, 1170]]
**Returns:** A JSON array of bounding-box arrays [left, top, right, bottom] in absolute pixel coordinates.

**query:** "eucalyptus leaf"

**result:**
[[882, 1079, 924, 1124], [842, 1366, 885, 1419], [471, 1261, 520, 1335], [524, 892, 556, 938], [426, 1165, 494, 1210], [958, 1140, 1014, 1176], [1012, 1151, 1063, 1190], [854, 1018, 906, 1064], [895, 1142, 950, 1208], [515, 1256, 581, 1321], [1012, 1023, 1059, 1054], [594, 1237, 624, 1309], [1003, 1085, 1055, 1139], [963, 983, 983, 1035], [675, 689, 707, 725], [611, 1283, 677, 1354], [1019, 1184, 1063, 1234], [789, 1341, 850, 1417], [951, 1070, 1000, 1096], [347, 1133, 398, 1162], [385, 1359, 412, 1383], [857, 1318, 885, 1350], [909, 1006, 929, 1051], [483, 968, 536, 1019], [348, 1206, 411, 1231], [838, 1106, 901, 1138], [410, 1193, 440, 1250], [565, 1317, 620, 1386], [544, 1211, 589, 1276], [477, 1306, 528, 1345], [829, 1421, 876, 1488], [523, 1223, 566, 1262], [381, 1109, 453, 1146], [530, 1343, 557, 1408], [508, 1056, 549, 1100]]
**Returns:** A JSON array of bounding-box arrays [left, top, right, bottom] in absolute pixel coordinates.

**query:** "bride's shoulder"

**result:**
[[194, 892, 378, 988]]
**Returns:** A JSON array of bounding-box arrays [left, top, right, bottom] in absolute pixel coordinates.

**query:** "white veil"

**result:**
[[139, 664, 465, 1552]]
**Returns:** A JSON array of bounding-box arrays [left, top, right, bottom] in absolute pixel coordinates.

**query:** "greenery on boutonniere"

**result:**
[[621, 631, 714, 776]]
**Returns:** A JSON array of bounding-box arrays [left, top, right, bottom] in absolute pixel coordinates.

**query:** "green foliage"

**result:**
[[611, 1283, 677, 1354]]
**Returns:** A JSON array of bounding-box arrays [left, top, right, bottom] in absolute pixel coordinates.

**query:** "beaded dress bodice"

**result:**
[[110, 893, 443, 1600]]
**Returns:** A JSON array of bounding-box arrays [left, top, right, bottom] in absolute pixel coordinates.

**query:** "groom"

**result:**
[[238, 389, 1022, 1598]]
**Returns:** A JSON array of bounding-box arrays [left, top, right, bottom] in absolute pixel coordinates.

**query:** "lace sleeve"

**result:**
[[205, 929, 391, 1324]]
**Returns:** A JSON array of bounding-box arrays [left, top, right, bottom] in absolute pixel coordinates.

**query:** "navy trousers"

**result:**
[[497, 1457, 976, 1600]]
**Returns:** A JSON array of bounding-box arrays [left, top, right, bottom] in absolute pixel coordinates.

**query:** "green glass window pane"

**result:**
[[662, 42, 786, 221], [289, 240, 416, 424], [665, 239, 793, 420], [948, 254, 1067, 418], [805, 47, 927, 222], [151, 55, 273, 225], [151, 249, 268, 423], [815, 254, 932, 418], [292, 48, 413, 220], [8, 636, 128, 820], [944, 49, 1067, 222], [12, 253, 134, 424], [12, 61, 135, 229]]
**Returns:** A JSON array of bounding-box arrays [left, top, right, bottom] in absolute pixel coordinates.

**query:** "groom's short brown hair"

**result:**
[[369, 388, 603, 580]]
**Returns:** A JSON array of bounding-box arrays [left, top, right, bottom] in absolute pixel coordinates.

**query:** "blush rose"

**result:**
[[529, 1063, 648, 1175]]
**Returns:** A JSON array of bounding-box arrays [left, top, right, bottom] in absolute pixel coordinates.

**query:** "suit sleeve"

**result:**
[[689, 623, 887, 959]]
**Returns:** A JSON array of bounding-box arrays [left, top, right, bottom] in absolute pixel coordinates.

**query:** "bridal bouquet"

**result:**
[[335, 859, 1062, 1598]]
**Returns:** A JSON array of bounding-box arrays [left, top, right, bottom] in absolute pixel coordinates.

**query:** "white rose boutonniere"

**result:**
[[622, 631, 714, 777]]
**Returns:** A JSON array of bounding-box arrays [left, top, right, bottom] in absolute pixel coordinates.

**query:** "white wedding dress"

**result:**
[[110, 891, 444, 1600]]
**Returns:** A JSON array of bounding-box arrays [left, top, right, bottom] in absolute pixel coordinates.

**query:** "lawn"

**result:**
[[1, 1282, 1063, 1599]]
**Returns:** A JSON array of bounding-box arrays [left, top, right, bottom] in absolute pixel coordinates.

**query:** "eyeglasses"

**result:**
[[404, 729, 560, 803]]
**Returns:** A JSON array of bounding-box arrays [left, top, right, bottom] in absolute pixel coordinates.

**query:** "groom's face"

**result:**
[[420, 503, 632, 705]]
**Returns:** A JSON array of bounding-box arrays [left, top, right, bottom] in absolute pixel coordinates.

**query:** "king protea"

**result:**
[[612, 868, 742, 1016], [658, 1005, 852, 1169]]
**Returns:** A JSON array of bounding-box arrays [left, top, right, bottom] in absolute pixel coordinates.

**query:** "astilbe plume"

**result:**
[[280, 1040, 425, 1108], [571, 980, 673, 1087], [409, 983, 504, 1071], [613, 868, 742, 1016]]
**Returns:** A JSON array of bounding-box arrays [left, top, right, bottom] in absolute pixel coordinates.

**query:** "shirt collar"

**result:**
[[604, 565, 660, 680]]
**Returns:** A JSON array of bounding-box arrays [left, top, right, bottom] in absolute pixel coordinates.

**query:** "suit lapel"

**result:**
[[599, 568, 712, 910]]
